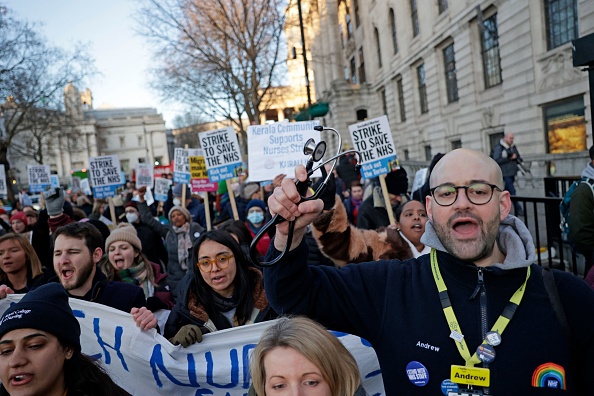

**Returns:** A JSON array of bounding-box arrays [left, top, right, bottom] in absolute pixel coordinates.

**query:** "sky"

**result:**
[[5, 0, 180, 127]]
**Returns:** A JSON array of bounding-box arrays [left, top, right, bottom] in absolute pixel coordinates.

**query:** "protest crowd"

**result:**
[[0, 120, 593, 395]]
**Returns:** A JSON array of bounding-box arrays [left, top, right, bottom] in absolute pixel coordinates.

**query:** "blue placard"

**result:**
[[173, 172, 191, 184], [207, 163, 242, 182], [93, 185, 119, 199], [360, 156, 400, 179], [50, 175, 60, 189], [29, 183, 50, 193]]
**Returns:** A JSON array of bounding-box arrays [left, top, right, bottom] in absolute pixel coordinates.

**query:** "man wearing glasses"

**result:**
[[264, 148, 593, 395]]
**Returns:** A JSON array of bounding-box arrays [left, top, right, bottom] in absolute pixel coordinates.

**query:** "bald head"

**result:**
[[430, 149, 504, 189]]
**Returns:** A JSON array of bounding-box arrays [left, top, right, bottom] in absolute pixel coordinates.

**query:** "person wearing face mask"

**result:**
[[164, 184, 207, 228], [124, 202, 168, 268], [245, 199, 270, 258]]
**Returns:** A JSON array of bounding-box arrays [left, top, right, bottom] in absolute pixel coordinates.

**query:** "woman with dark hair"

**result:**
[[165, 230, 276, 347], [0, 234, 49, 293], [0, 283, 130, 395]]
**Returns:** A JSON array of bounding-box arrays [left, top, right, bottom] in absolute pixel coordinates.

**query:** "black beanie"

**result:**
[[385, 168, 408, 196], [0, 283, 81, 350]]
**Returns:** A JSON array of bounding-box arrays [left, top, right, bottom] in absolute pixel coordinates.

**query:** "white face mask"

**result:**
[[125, 213, 139, 224], [173, 198, 181, 207]]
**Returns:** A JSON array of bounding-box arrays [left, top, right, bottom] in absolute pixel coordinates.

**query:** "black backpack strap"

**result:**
[[542, 267, 571, 342]]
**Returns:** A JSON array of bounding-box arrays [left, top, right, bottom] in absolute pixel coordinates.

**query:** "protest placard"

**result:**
[[199, 127, 243, 182], [247, 120, 321, 182], [189, 149, 217, 192], [0, 296, 385, 395], [136, 163, 154, 188], [348, 115, 399, 179], [411, 168, 429, 196], [89, 155, 123, 198], [0, 164, 7, 195], [154, 177, 172, 202], [27, 164, 51, 193], [50, 174, 61, 189], [173, 148, 190, 183]]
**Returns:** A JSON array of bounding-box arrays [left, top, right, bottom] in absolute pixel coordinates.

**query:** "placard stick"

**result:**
[[181, 144, 189, 207], [379, 174, 396, 225], [108, 196, 117, 229], [40, 191, 46, 210], [226, 179, 239, 221], [204, 192, 212, 231]]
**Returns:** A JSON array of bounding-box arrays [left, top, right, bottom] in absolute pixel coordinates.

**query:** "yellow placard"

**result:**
[[189, 156, 208, 179], [450, 365, 490, 387]]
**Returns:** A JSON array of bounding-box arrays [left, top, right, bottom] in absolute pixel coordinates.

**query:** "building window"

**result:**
[[350, 57, 358, 84], [390, 9, 398, 54], [544, 0, 577, 50], [356, 109, 368, 121], [403, 149, 410, 161], [346, 11, 353, 38], [359, 47, 366, 83], [379, 88, 387, 116], [443, 43, 459, 103], [438, 0, 448, 14], [396, 75, 406, 122], [154, 156, 162, 166], [138, 158, 145, 163], [119, 136, 125, 146], [451, 139, 462, 150], [489, 132, 504, 154], [544, 96, 586, 154], [354, 0, 360, 27], [417, 64, 428, 114], [138, 136, 143, 146], [410, 0, 419, 37], [344, 66, 349, 81], [424, 145, 432, 161], [121, 159, 130, 172], [283, 107, 295, 120], [374, 28, 382, 69], [480, 13, 502, 88], [265, 109, 278, 123]]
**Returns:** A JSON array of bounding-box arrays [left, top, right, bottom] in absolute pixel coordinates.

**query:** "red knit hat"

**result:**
[[10, 211, 28, 226]]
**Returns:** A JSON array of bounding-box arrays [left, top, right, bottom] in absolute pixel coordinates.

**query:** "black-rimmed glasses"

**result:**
[[429, 183, 502, 207]]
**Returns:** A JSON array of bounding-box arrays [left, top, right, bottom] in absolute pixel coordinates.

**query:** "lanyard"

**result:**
[[430, 249, 530, 366]]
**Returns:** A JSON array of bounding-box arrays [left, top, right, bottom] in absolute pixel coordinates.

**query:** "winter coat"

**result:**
[[264, 217, 594, 394], [164, 269, 274, 338], [356, 187, 392, 230], [491, 139, 523, 177], [137, 201, 203, 297], [312, 196, 413, 266]]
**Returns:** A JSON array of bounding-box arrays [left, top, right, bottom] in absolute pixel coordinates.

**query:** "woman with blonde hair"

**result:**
[[0, 233, 49, 293], [250, 316, 366, 396]]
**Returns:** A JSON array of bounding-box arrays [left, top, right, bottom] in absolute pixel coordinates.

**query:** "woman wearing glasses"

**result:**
[[165, 230, 276, 347]]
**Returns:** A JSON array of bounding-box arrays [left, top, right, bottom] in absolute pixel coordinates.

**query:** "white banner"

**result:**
[[0, 296, 385, 395], [247, 121, 321, 182], [0, 164, 6, 195], [27, 164, 51, 192]]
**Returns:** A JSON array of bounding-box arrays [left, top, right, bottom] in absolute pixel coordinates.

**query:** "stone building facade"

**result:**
[[9, 82, 170, 187], [296, 0, 593, 195]]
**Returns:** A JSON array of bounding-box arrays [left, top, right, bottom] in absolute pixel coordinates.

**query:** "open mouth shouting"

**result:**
[[450, 216, 480, 239], [10, 373, 33, 387]]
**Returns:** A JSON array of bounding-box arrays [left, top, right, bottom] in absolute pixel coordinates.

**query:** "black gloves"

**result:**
[[169, 324, 203, 347], [312, 173, 337, 211], [45, 188, 65, 216]]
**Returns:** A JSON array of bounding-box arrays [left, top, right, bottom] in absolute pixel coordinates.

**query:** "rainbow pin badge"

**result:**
[[532, 362, 566, 389]]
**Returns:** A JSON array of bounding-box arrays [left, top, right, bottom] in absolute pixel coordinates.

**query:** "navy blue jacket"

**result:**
[[52, 268, 146, 313], [264, 242, 594, 394]]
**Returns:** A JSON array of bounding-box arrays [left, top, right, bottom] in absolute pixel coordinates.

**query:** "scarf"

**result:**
[[173, 222, 192, 270], [117, 261, 150, 297]]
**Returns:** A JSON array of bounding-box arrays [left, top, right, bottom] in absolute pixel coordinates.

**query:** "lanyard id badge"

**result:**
[[450, 365, 490, 387], [448, 390, 484, 396]]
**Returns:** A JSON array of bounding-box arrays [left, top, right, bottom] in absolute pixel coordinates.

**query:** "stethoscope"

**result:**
[[250, 125, 362, 267]]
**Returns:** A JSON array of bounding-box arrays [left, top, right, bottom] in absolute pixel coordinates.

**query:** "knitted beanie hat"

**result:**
[[105, 223, 142, 252], [385, 168, 409, 196], [10, 211, 28, 226], [168, 205, 192, 223], [246, 199, 267, 212], [0, 283, 81, 350]]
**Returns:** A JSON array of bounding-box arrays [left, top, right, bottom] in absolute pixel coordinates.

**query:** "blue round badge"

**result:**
[[406, 361, 430, 387], [441, 379, 459, 395]]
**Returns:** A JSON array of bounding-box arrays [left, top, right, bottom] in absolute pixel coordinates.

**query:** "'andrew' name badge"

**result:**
[[450, 365, 490, 387]]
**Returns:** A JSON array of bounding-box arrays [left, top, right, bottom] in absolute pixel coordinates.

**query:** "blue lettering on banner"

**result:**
[[242, 344, 256, 388], [73, 310, 85, 318], [205, 350, 239, 388], [150, 344, 212, 393], [93, 318, 128, 371], [331, 331, 381, 379]]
